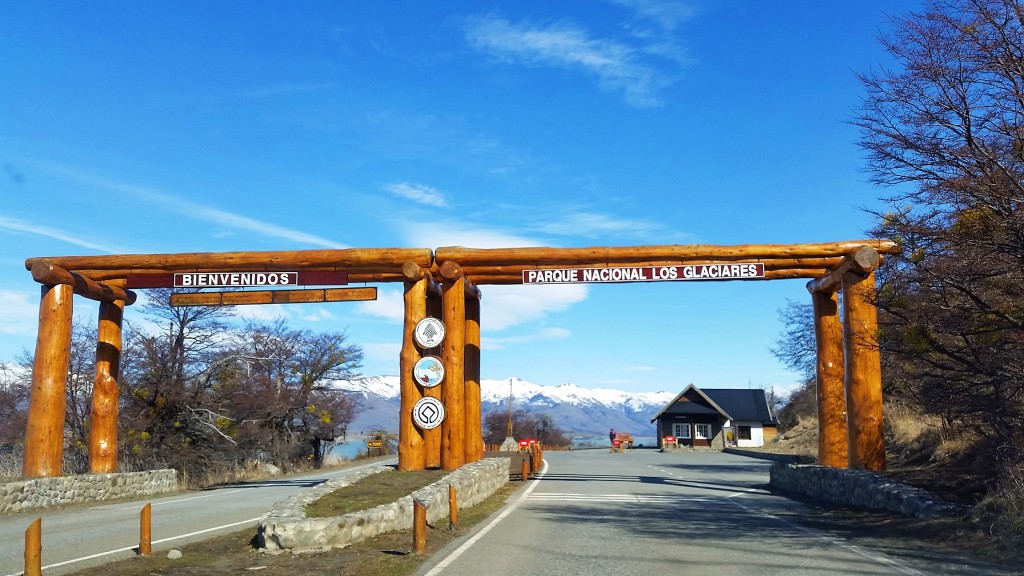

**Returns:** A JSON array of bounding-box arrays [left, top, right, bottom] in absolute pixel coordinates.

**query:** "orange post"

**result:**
[[140, 503, 152, 556], [521, 457, 530, 481], [448, 484, 458, 529], [25, 518, 41, 576], [413, 499, 427, 554]]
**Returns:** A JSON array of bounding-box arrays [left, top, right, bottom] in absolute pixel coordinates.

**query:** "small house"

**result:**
[[650, 384, 777, 449]]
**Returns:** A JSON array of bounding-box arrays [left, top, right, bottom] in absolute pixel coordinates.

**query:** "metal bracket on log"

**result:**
[[30, 261, 137, 305]]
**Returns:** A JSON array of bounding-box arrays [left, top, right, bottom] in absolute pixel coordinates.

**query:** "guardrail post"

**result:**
[[25, 518, 41, 576], [448, 484, 458, 529], [521, 457, 530, 481], [413, 499, 427, 554], [140, 503, 152, 556]]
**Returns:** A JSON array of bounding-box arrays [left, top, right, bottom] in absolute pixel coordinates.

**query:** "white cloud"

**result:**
[[356, 287, 405, 323], [483, 284, 587, 330], [482, 326, 571, 351], [235, 304, 290, 323], [0, 213, 123, 253], [385, 182, 448, 208], [360, 341, 401, 374], [622, 364, 655, 372], [300, 308, 335, 322], [536, 211, 663, 239], [464, 15, 672, 107], [41, 162, 348, 249], [0, 289, 38, 336]]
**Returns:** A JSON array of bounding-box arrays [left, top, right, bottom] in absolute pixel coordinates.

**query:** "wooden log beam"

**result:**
[[465, 296, 482, 464], [25, 247, 433, 273], [31, 261, 137, 305], [402, 262, 443, 297], [169, 287, 377, 307], [806, 246, 881, 295], [399, 279, 427, 471], [439, 261, 482, 299], [440, 275, 466, 471], [23, 284, 74, 478], [423, 297, 443, 469], [435, 240, 899, 267], [812, 291, 848, 469], [89, 298, 123, 473], [843, 271, 885, 472]]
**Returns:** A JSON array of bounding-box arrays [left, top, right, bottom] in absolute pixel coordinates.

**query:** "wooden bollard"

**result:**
[[521, 457, 530, 481], [25, 518, 41, 576], [413, 499, 427, 554], [140, 503, 152, 556], [448, 484, 458, 529]]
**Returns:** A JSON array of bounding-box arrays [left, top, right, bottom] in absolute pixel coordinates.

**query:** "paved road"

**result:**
[[417, 450, 1014, 576], [0, 457, 395, 576]]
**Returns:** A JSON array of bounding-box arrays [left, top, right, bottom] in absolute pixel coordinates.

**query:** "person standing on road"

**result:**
[[609, 428, 616, 447]]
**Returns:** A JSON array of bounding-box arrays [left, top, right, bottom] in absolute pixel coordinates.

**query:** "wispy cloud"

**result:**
[[464, 14, 681, 108], [483, 327, 571, 350], [0, 213, 123, 253], [622, 364, 655, 372], [535, 211, 663, 239], [0, 289, 40, 336], [384, 182, 448, 208], [42, 162, 348, 249], [356, 287, 405, 323]]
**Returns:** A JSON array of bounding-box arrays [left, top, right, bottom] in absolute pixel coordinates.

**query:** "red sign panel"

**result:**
[[125, 271, 349, 289], [521, 264, 765, 284]]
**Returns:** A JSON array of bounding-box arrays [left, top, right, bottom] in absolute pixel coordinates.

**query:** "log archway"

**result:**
[[21, 240, 897, 478]]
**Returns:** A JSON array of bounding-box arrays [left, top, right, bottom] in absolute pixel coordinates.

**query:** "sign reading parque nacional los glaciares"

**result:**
[[521, 263, 766, 284]]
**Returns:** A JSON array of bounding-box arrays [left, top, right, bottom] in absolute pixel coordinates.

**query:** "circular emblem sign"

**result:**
[[412, 397, 445, 430], [414, 318, 445, 348], [413, 356, 445, 388]]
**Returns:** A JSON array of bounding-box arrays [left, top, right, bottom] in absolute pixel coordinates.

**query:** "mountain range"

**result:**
[[333, 376, 679, 439]]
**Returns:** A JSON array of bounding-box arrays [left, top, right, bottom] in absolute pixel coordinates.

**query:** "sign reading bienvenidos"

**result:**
[[174, 272, 299, 288], [521, 263, 766, 285]]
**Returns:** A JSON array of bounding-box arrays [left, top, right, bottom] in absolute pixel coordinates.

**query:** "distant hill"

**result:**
[[333, 375, 677, 438]]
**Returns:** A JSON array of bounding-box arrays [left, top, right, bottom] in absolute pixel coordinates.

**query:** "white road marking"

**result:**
[[526, 493, 713, 503], [421, 459, 550, 576]]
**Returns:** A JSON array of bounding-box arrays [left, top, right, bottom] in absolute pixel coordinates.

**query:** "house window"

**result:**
[[738, 426, 752, 441], [673, 423, 690, 439], [695, 423, 711, 440]]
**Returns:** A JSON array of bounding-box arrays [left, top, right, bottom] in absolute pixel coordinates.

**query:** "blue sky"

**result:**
[[0, 1, 918, 396]]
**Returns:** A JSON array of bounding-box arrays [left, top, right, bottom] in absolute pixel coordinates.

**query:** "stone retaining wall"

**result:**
[[769, 462, 969, 518], [258, 457, 510, 554], [0, 469, 179, 514]]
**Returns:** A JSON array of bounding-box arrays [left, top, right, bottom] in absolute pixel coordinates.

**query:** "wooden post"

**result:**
[[424, 296, 443, 469], [25, 518, 41, 576], [399, 277, 427, 471], [842, 271, 885, 471], [811, 291, 848, 468], [23, 283, 74, 478], [140, 503, 152, 556], [448, 484, 458, 529], [465, 295, 482, 464], [90, 298, 124, 473], [440, 270, 466, 471], [413, 499, 427, 554], [521, 457, 530, 481]]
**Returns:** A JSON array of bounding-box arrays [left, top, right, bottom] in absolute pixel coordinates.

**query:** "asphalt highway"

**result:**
[[0, 457, 395, 576]]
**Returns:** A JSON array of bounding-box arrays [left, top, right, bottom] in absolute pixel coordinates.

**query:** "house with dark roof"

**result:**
[[649, 384, 778, 449]]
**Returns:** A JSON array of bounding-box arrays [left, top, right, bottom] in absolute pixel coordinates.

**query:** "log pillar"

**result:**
[[842, 271, 885, 471], [440, 272, 466, 471], [89, 298, 124, 473], [399, 278, 427, 471], [465, 295, 482, 463], [811, 291, 847, 468], [23, 284, 74, 478], [424, 295, 443, 469]]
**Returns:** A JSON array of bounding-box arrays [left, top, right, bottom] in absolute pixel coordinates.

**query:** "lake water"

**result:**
[[570, 436, 658, 449]]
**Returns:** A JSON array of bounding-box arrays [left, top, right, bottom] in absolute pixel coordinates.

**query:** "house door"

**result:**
[[694, 423, 711, 447]]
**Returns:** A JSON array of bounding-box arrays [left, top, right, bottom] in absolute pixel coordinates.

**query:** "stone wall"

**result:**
[[0, 469, 179, 514], [258, 457, 510, 554], [769, 462, 969, 518]]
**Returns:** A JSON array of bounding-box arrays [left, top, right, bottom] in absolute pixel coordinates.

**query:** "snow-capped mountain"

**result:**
[[332, 375, 678, 437]]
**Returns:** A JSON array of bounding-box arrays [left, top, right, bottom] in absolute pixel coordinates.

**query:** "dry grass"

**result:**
[[305, 468, 449, 517]]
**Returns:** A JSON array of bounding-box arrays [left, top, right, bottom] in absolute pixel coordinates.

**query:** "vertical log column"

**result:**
[[89, 298, 124, 473], [440, 263, 466, 471], [399, 274, 427, 471], [424, 295, 443, 469], [23, 284, 74, 478], [464, 294, 482, 463], [842, 271, 885, 471], [811, 291, 847, 468]]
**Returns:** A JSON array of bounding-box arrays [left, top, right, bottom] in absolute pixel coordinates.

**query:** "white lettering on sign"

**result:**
[[173, 272, 299, 288], [521, 264, 765, 284]]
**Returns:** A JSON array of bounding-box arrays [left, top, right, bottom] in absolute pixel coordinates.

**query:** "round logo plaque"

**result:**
[[413, 317, 445, 349], [412, 397, 445, 430], [413, 356, 444, 388]]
